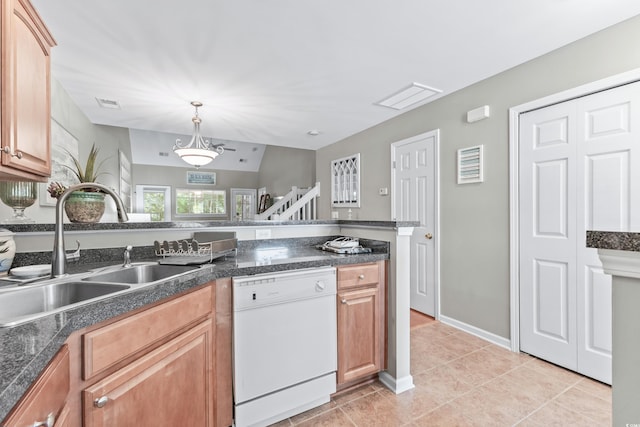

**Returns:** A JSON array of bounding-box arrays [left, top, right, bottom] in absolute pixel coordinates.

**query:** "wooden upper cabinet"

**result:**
[[1, 0, 56, 181]]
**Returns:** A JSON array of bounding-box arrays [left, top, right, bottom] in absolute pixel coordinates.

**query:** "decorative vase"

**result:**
[[0, 229, 15, 273], [0, 181, 37, 224], [64, 191, 105, 223]]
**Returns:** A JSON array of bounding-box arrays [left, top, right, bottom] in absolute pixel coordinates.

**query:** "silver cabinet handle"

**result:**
[[2, 146, 22, 159], [341, 298, 347, 304], [32, 413, 55, 427], [94, 396, 109, 408]]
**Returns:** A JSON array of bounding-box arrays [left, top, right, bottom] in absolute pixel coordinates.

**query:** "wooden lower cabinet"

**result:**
[[215, 278, 233, 427], [83, 319, 214, 427], [2, 281, 233, 427], [336, 261, 386, 387], [2, 344, 70, 427]]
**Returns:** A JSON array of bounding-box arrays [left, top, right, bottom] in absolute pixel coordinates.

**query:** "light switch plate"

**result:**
[[331, 211, 339, 219], [379, 187, 389, 196]]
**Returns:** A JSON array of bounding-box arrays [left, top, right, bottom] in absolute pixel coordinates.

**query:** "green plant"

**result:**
[[65, 143, 107, 183], [48, 144, 109, 199]]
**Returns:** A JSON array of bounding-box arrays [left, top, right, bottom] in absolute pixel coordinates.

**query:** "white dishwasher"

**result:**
[[233, 267, 337, 427]]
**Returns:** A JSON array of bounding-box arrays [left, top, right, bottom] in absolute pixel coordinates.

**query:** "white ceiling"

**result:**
[[32, 0, 640, 152]]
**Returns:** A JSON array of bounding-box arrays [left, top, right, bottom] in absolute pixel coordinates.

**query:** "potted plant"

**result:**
[[47, 143, 109, 223]]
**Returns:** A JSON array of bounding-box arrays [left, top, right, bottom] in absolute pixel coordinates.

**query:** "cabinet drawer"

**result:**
[[337, 263, 380, 289], [3, 345, 70, 427], [83, 285, 212, 380]]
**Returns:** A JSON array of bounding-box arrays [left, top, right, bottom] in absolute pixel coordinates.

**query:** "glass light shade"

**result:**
[[174, 148, 219, 166], [0, 181, 37, 223]]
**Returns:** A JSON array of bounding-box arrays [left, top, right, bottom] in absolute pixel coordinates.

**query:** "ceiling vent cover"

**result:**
[[96, 97, 121, 109], [457, 145, 484, 184], [375, 83, 442, 110]]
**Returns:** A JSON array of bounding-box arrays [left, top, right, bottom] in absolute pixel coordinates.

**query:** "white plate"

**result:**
[[10, 264, 51, 278]]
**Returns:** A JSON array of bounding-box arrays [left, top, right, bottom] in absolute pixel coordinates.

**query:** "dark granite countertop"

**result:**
[[586, 231, 640, 252], [0, 240, 389, 421], [1, 219, 418, 233]]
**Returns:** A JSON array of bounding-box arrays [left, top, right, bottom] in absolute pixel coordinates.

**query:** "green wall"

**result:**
[[316, 15, 640, 339]]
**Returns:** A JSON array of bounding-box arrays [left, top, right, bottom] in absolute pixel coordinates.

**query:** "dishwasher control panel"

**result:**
[[233, 267, 336, 311]]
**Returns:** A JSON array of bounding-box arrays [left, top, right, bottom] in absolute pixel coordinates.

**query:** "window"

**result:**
[[331, 153, 360, 207], [135, 185, 171, 221], [176, 188, 226, 216]]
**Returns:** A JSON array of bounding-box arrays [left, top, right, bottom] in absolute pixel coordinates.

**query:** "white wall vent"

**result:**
[[457, 145, 484, 184]]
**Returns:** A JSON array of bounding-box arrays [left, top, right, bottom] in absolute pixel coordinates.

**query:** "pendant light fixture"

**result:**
[[173, 101, 224, 167]]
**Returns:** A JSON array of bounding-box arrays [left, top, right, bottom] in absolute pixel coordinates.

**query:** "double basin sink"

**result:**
[[0, 264, 200, 328]]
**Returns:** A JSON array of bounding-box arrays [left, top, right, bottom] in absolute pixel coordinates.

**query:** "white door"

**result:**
[[231, 188, 257, 220], [519, 81, 640, 384], [392, 130, 439, 316]]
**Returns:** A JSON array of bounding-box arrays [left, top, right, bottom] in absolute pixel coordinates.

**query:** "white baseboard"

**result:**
[[378, 371, 414, 394], [438, 315, 511, 350]]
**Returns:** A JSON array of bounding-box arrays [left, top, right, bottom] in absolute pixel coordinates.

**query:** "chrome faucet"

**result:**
[[123, 245, 133, 268], [52, 183, 129, 277]]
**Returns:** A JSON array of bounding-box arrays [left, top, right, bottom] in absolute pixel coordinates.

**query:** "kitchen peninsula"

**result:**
[[587, 231, 640, 427], [0, 219, 416, 425]]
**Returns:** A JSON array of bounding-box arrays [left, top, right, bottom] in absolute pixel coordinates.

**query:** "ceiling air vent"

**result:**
[[95, 97, 121, 109], [375, 83, 442, 110], [457, 145, 484, 184]]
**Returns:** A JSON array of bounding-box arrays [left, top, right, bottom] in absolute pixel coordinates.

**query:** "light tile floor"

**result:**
[[271, 313, 612, 426]]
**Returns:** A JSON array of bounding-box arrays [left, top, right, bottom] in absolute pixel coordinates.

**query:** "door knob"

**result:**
[[425, 233, 433, 240]]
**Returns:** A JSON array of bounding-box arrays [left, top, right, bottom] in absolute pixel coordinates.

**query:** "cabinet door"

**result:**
[[337, 286, 381, 384], [53, 404, 72, 427], [2, 345, 70, 427], [83, 319, 214, 427], [1, 0, 55, 179]]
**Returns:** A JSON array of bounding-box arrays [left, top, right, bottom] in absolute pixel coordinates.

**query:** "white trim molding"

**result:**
[[378, 371, 415, 394], [598, 249, 640, 279], [439, 315, 511, 350]]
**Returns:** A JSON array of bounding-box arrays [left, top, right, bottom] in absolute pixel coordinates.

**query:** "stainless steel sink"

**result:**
[[82, 264, 199, 285], [0, 282, 130, 327]]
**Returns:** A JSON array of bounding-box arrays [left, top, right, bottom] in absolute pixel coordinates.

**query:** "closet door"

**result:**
[[519, 80, 640, 384], [575, 83, 640, 384], [519, 101, 578, 372]]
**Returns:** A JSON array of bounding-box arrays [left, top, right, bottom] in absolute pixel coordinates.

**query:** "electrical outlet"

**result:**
[[331, 211, 339, 219], [255, 229, 271, 239]]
